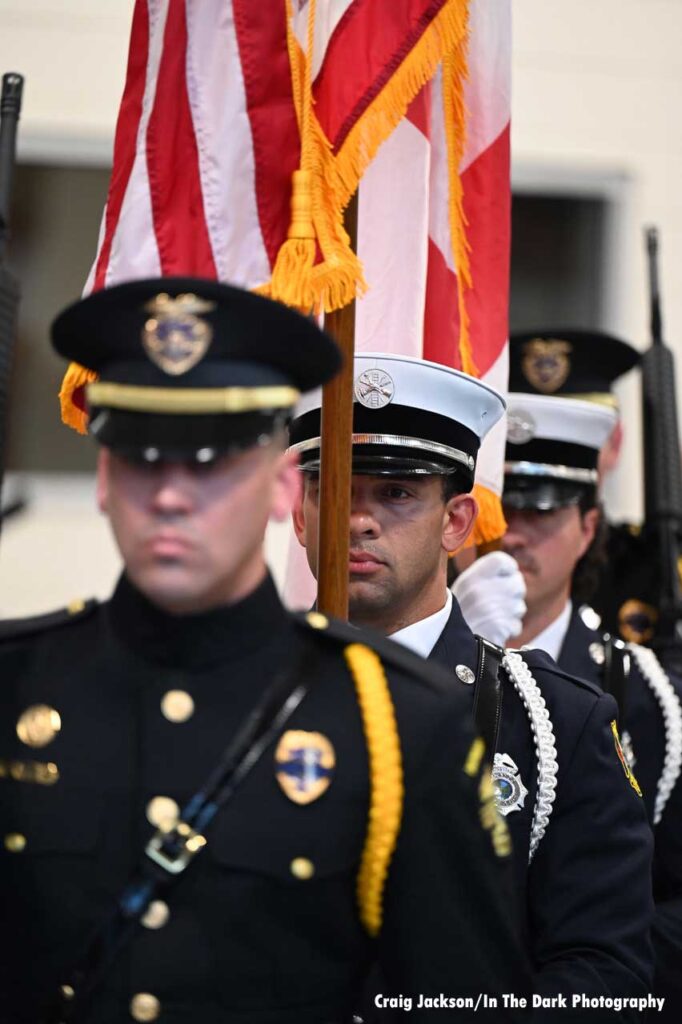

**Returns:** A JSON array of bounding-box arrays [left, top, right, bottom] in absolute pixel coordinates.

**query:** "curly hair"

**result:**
[[571, 500, 609, 605]]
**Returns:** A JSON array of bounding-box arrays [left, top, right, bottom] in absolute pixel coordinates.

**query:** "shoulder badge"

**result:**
[[522, 338, 572, 393], [0, 598, 98, 644]]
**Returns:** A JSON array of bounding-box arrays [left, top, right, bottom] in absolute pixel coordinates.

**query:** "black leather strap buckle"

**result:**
[[145, 821, 207, 876]]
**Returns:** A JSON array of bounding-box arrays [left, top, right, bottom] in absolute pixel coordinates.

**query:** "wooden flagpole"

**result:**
[[315, 192, 358, 619]]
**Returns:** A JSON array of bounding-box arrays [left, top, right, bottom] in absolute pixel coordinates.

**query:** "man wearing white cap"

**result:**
[[502, 389, 682, 1020], [290, 353, 654, 1016]]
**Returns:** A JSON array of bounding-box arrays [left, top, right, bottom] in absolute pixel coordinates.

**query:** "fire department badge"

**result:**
[[522, 338, 572, 394], [275, 730, 335, 805], [354, 368, 395, 409], [492, 752, 528, 816], [141, 293, 215, 375], [506, 410, 536, 445]]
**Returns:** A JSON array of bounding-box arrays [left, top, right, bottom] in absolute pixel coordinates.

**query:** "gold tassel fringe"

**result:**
[[59, 362, 98, 434]]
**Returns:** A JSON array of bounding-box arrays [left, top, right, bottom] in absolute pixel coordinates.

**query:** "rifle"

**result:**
[[0, 71, 24, 537], [641, 226, 682, 668]]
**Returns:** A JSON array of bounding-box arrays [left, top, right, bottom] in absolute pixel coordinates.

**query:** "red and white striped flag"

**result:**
[[60, 0, 471, 433]]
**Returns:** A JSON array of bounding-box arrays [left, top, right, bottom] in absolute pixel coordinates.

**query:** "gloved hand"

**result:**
[[450, 551, 527, 646]]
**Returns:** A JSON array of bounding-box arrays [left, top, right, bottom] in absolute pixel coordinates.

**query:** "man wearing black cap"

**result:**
[[291, 352, 655, 1018], [506, 328, 665, 652], [0, 281, 531, 1023], [501, 386, 682, 1020]]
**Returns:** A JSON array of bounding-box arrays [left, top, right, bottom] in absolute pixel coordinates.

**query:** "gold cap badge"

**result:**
[[16, 705, 62, 748], [275, 730, 335, 805], [522, 338, 572, 394], [141, 293, 215, 376]]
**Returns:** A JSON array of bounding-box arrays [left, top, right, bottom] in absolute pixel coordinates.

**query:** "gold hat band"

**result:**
[[86, 382, 300, 415]]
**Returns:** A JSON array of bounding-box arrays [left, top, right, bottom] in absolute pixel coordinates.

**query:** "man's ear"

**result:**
[[442, 493, 478, 554], [578, 505, 600, 559], [270, 447, 302, 523], [96, 448, 110, 514]]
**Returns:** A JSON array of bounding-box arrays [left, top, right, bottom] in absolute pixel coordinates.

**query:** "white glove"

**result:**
[[451, 551, 527, 646]]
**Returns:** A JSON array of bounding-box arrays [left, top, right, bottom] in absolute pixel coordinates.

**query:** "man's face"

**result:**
[[293, 473, 476, 631], [501, 504, 597, 617], [98, 440, 300, 614]]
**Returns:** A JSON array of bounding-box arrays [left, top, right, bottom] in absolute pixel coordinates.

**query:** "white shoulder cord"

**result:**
[[627, 643, 682, 825], [502, 652, 558, 862]]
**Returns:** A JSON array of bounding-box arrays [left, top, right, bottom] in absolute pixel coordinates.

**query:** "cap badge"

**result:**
[[522, 338, 572, 393], [506, 410, 536, 444], [354, 368, 395, 409], [492, 752, 528, 816], [275, 730, 335, 805], [142, 293, 215, 376], [610, 720, 642, 796]]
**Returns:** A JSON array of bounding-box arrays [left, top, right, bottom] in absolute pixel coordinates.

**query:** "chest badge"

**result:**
[[275, 730, 335, 805], [142, 293, 215, 375], [492, 752, 528, 816]]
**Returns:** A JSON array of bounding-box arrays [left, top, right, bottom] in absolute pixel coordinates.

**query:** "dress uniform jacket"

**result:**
[[0, 573, 530, 1024], [429, 599, 654, 1019], [559, 607, 682, 1021]]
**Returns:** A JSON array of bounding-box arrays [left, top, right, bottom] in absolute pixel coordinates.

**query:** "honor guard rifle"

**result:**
[[0, 72, 24, 534], [641, 226, 682, 671]]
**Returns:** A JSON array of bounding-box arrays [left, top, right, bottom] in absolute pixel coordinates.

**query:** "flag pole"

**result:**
[[316, 191, 358, 619]]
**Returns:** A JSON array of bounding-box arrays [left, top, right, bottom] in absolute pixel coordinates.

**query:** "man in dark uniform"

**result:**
[[290, 352, 655, 1020], [0, 280, 531, 1023], [501, 387, 682, 1020]]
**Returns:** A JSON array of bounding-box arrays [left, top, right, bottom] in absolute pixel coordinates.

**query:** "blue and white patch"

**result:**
[[275, 730, 335, 805]]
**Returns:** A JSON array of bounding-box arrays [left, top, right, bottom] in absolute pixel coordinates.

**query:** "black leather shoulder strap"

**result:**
[[602, 634, 629, 719], [473, 636, 504, 758]]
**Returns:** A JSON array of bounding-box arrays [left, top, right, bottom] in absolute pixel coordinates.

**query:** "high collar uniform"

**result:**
[[0, 575, 530, 1024], [558, 606, 682, 1022], [428, 598, 654, 1021]]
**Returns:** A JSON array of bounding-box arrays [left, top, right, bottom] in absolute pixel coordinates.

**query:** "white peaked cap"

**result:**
[[289, 353, 506, 484]]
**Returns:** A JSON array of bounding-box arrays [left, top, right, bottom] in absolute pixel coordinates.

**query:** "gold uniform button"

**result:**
[[290, 857, 315, 880], [306, 612, 329, 630], [141, 900, 170, 930], [146, 796, 179, 830], [16, 704, 62, 748], [130, 992, 161, 1022], [160, 690, 194, 723], [4, 832, 26, 853]]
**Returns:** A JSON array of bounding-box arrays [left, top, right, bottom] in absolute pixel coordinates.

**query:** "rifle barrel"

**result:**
[[645, 225, 663, 346], [0, 73, 24, 260]]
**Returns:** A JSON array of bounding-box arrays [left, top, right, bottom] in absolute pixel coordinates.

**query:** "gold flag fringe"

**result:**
[[59, 361, 98, 435]]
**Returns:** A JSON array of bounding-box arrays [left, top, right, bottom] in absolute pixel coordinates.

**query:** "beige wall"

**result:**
[[1, 0, 681, 612]]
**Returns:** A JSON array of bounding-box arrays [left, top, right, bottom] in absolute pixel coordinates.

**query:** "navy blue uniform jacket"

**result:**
[[0, 574, 530, 1024], [559, 607, 682, 1020], [430, 599, 654, 1020]]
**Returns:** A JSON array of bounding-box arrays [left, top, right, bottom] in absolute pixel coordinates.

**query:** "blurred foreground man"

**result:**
[[502, 389, 682, 1020], [0, 281, 530, 1023], [292, 353, 655, 1021]]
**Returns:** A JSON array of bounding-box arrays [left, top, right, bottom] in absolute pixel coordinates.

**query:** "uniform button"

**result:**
[[130, 992, 161, 1021], [160, 690, 194, 723], [290, 857, 315, 880], [456, 665, 476, 685], [589, 642, 605, 665], [4, 832, 26, 853], [141, 900, 170, 930], [146, 796, 179, 830], [306, 612, 329, 630], [16, 704, 62, 747]]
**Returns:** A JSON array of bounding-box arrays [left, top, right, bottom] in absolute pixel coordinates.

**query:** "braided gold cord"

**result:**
[[344, 643, 404, 937]]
